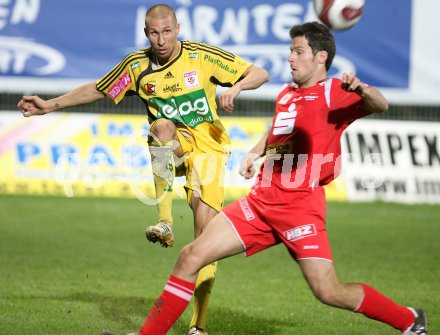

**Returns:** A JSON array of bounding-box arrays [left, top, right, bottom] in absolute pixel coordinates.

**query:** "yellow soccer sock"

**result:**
[[190, 262, 217, 330], [149, 140, 175, 224]]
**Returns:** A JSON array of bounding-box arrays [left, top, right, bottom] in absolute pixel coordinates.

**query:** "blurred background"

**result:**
[[1, 0, 439, 205]]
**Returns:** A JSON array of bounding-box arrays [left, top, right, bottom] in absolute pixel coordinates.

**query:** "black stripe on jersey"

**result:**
[[145, 40, 184, 75], [184, 41, 235, 59], [134, 41, 184, 94], [97, 49, 149, 91], [183, 42, 235, 62], [97, 50, 148, 91], [182, 41, 235, 62], [97, 54, 145, 91], [183, 44, 235, 62], [140, 98, 157, 125], [135, 61, 154, 95], [209, 75, 233, 88]]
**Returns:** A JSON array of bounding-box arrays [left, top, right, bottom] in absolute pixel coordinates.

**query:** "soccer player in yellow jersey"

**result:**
[[18, 4, 269, 334]]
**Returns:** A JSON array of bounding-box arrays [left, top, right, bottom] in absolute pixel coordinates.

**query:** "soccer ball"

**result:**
[[313, 0, 365, 31]]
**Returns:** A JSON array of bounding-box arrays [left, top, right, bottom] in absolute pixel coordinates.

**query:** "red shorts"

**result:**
[[222, 185, 332, 261]]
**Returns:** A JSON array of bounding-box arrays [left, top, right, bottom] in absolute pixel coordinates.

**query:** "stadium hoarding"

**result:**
[[0, 112, 269, 201], [1, 112, 439, 204], [1, 0, 440, 105], [340, 120, 440, 204]]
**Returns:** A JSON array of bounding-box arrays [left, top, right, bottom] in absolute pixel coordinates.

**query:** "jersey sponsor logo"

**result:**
[[266, 143, 292, 157], [203, 54, 238, 75], [189, 52, 199, 59], [279, 91, 303, 105], [151, 89, 213, 128], [146, 83, 156, 94], [238, 198, 255, 221], [164, 71, 174, 79], [279, 93, 293, 105], [288, 103, 296, 112], [284, 224, 317, 242], [163, 83, 183, 94], [273, 110, 297, 135], [131, 61, 140, 70], [184, 70, 200, 89], [108, 71, 131, 99]]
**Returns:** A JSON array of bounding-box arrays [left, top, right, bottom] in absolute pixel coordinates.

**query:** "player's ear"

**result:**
[[318, 50, 328, 66], [144, 27, 148, 38], [175, 23, 180, 35]]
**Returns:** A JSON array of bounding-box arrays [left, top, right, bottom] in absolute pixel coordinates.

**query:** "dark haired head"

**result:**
[[289, 22, 335, 71]]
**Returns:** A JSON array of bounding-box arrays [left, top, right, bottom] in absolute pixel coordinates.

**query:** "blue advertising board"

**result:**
[[0, 0, 422, 102]]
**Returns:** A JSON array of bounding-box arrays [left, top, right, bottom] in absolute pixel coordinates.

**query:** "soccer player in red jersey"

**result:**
[[138, 21, 427, 335]]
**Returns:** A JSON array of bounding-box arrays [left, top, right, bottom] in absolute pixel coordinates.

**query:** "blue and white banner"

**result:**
[[1, 0, 439, 104]]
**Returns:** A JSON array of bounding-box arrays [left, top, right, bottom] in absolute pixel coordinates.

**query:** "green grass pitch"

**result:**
[[0, 195, 438, 335]]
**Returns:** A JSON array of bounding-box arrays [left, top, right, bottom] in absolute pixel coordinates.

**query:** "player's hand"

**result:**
[[18, 96, 50, 117], [341, 72, 366, 94], [218, 85, 241, 113], [239, 152, 259, 179]]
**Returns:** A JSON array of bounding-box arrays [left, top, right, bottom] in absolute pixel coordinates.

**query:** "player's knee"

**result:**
[[150, 119, 176, 140], [311, 284, 339, 306], [176, 244, 202, 276]]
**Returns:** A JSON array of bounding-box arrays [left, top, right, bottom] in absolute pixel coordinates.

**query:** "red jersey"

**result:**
[[258, 78, 371, 191]]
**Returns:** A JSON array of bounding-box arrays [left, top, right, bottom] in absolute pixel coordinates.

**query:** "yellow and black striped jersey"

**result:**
[[96, 40, 252, 153]]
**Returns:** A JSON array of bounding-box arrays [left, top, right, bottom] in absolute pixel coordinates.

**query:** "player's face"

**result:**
[[145, 15, 180, 65], [288, 36, 326, 88]]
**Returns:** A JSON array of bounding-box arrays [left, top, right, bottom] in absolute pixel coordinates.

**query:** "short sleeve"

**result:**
[[200, 43, 252, 87], [327, 78, 371, 126], [96, 54, 138, 105]]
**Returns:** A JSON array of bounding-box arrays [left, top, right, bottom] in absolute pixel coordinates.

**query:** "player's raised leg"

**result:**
[[145, 119, 180, 248], [299, 259, 427, 334], [139, 212, 244, 335]]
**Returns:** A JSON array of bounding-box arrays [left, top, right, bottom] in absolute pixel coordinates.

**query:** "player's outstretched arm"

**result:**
[[18, 82, 105, 117], [341, 72, 388, 114], [239, 131, 269, 179], [218, 65, 269, 112]]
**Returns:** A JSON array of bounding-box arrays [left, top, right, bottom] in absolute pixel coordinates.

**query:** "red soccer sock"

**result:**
[[354, 283, 415, 331], [139, 275, 195, 335]]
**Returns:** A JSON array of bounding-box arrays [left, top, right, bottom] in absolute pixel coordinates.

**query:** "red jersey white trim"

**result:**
[[259, 78, 370, 191]]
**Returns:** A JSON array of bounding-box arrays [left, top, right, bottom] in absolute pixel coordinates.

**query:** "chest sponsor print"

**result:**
[[151, 89, 213, 128], [163, 82, 183, 94]]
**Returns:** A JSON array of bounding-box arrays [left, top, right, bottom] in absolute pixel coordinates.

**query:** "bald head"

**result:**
[[145, 4, 177, 28], [144, 4, 180, 65]]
